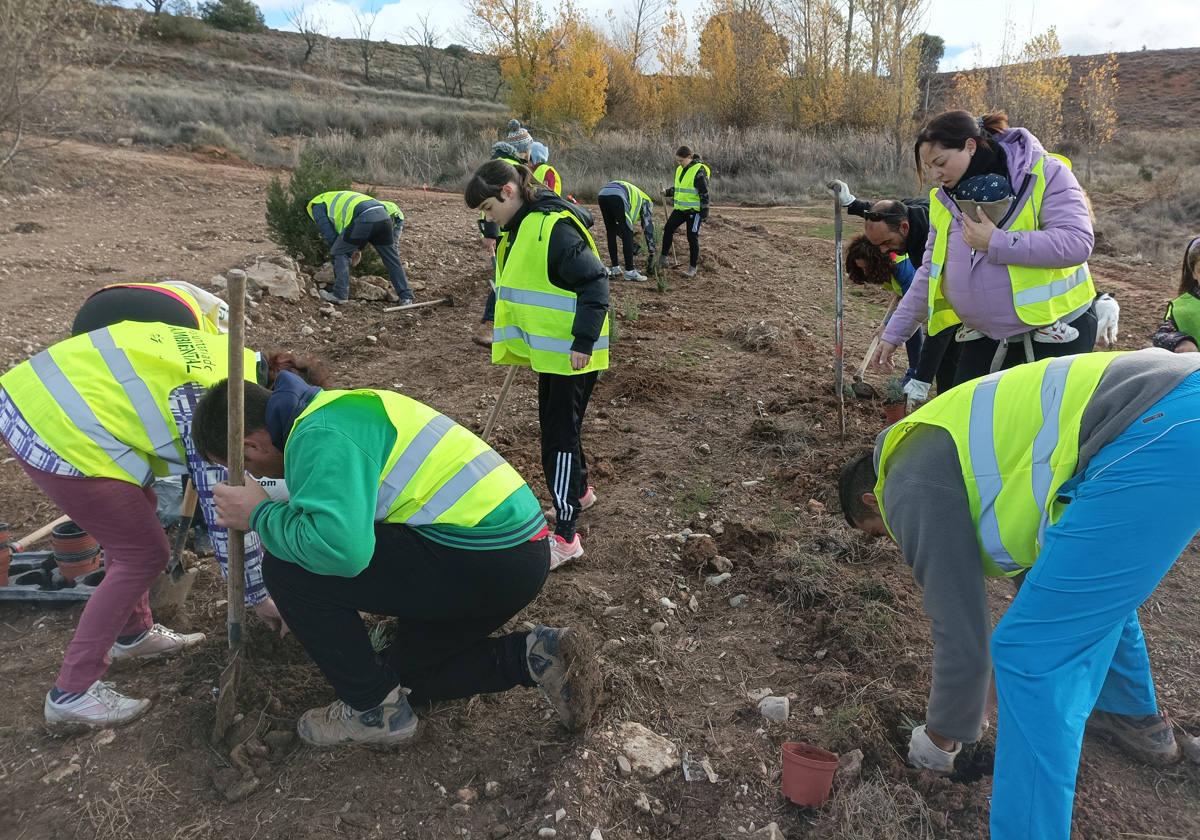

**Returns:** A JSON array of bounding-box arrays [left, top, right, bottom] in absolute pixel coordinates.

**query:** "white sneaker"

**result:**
[[109, 624, 205, 663], [624, 269, 647, 282], [549, 534, 584, 571], [1033, 320, 1079, 344], [607, 265, 622, 278], [44, 681, 151, 730]]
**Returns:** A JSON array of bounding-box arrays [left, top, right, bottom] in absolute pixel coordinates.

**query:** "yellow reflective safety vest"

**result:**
[[0, 322, 256, 485], [875, 352, 1120, 577], [294, 389, 528, 526], [492, 209, 610, 375], [673, 160, 710, 212], [1167, 292, 1200, 342], [533, 163, 563, 196], [884, 253, 910, 296], [925, 153, 1095, 336], [615, 180, 652, 227], [307, 191, 393, 234], [95, 282, 221, 334]]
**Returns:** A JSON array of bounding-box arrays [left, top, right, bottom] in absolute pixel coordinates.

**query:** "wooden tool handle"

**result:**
[[226, 273, 246, 649], [11, 514, 71, 552]]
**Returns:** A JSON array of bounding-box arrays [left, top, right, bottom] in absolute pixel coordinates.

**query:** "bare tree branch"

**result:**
[[405, 12, 442, 91], [285, 5, 325, 66], [353, 8, 380, 83]]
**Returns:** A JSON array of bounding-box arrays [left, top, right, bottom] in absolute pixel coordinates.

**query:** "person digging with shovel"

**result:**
[[193, 374, 602, 749], [837, 348, 1200, 840], [0, 323, 323, 729]]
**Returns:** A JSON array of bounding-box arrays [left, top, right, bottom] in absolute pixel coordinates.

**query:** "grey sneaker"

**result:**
[[683, 265, 698, 278], [297, 684, 420, 749], [526, 626, 601, 732], [397, 296, 415, 307], [608, 265, 622, 278], [1087, 710, 1181, 766], [44, 681, 151, 730], [319, 290, 348, 305]]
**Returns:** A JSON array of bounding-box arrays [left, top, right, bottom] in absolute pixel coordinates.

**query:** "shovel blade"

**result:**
[[148, 567, 199, 614], [212, 650, 242, 745]]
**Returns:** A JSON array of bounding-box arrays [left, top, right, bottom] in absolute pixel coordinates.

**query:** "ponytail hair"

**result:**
[[265, 351, 330, 388], [913, 109, 1009, 176], [464, 159, 540, 210], [1181, 236, 1200, 297]]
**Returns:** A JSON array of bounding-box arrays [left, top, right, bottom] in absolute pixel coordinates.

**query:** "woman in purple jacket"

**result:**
[[871, 111, 1098, 385]]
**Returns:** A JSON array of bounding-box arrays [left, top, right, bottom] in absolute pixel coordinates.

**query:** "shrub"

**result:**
[[266, 149, 352, 268], [200, 0, 265, 33], [144, 12, 209, 44]]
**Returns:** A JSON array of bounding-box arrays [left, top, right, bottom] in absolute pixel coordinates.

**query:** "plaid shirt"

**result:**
[[0, 385, 266, 605]]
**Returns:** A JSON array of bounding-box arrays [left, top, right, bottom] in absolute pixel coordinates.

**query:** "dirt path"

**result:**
[[1, 141, 1197, 840]]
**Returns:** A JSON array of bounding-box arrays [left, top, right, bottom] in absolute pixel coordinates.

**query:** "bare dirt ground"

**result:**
[[1, 140, 1198, 840]]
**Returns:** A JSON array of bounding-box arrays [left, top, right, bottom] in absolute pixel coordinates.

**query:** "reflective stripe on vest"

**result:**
[[1, 323, 249, 484], [308, 191, 372, 234], [295, 389, 526, 527], [492, 209, 610, 375], [926, 154, 1095, 335], [673, 162, 710, 212], [616, 181, 650, 227], [28, 345, 156, 484], [875, 352, 1117, 577]]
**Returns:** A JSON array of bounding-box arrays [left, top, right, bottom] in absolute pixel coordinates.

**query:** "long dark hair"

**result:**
[[464, 159, 540, 210], [1180, 236, 1200, 297], [845, 235, 893, 285], [265, 351, 330, 388], [913, 110, 1010, 176]]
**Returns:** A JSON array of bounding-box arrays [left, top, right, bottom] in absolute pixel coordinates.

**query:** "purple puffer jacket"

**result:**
[[882, 128, 1095, 346]]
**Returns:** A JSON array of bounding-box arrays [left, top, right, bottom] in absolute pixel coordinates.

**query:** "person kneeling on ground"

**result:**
[[838, 348, 1200, 840], [193, 373, 602, 748]]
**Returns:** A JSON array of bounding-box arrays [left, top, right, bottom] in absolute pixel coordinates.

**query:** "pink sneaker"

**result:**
[[549, 534, 584, 570], [579, 486, 597, 511]]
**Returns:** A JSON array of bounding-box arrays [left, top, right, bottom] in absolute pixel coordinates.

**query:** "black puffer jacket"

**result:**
[[501, 191, 610, 356]]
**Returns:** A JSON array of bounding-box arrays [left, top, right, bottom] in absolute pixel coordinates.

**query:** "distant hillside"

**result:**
[[926, 46, 1200, 130]]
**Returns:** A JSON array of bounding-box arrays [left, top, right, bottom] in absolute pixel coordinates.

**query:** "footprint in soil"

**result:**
[[950, 742, 995, 784]]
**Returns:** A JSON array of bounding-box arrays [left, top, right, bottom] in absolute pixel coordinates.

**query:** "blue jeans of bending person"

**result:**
[[989, 370, 1200, 839], [330, 209, 411, 301]]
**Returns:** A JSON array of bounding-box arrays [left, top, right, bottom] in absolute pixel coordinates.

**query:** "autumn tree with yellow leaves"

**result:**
[[1076, 53, 1119, 181], [1006, 27, 1071, 146], [468, 0, 608, 133], [697, 1, 786, 129]]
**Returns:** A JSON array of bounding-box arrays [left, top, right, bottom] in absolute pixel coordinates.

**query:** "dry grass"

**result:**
[[817, 770, 936, 840], [76, 761, 179, 840]]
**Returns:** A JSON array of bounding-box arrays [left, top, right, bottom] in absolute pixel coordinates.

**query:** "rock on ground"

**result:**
[[615, 722, 680, 780]]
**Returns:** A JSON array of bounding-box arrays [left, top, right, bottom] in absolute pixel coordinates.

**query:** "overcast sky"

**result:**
[[257, 0, 1199, 71]]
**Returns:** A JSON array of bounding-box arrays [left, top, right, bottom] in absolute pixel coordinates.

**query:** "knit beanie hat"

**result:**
[[530, 141, 549, 165], [490, 141, 521, 161], [505, 119, 533, 153]]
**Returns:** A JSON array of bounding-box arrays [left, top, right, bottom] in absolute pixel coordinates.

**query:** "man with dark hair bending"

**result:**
[[191, 371, 601, 748]]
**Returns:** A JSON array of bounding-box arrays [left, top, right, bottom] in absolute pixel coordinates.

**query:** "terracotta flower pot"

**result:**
[[52, 521, 102, 581], [57, 552, 103, 581], [781, 741, 838, 807], [884, 402, 907, 424], [0, 545, 10, 587], [0, 520, 11, 547]]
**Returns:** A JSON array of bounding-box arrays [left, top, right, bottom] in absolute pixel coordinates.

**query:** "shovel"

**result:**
[[659, 187, 679, 267], [148, 481, 199, 612], [831, 188, 846, 441], [382, 295, 455, 314], [10, 514, 71, 553], [483, 365, 518, 443], [214, 271, 247, 745], [851, 298, 898, 400]]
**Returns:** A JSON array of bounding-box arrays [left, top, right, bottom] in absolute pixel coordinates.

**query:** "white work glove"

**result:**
[[902, 379, 932, 403], [825, 179, 855, 207], [908, 724, 960, 773]]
